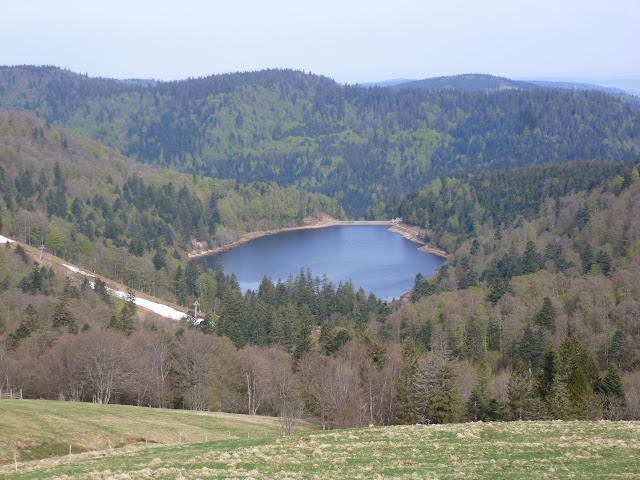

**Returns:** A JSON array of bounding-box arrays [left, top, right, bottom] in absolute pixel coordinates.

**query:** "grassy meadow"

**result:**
[[1, 408, 639, 479], [0, 400, 309, 467]]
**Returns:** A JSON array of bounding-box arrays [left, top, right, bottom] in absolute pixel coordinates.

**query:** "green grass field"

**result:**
[[0, 400, 309, 467], [2, 408, 640, 479]]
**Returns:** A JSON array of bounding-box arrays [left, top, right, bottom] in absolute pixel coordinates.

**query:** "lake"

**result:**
[[205, 226, 445, 301]]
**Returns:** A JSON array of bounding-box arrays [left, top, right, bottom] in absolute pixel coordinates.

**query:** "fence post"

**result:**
[[14, 452, 18, 471], [205, 432, 208, 442], [179, 432, 182, 444], [69, 444, 72, 460], [108, 439, 113, 454]]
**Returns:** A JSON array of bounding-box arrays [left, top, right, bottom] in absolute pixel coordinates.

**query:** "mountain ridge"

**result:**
[[1, 65, 638, 216]]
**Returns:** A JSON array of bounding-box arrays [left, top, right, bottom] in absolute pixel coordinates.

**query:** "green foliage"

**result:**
[[392, 340, 420, 425], [108, 287, 137, 335], [218, 285, 249, 348], [534, 297, 557, 331], [506, 362, 537, 420], [598, 364, 625, 400], [559, 336, 602, 419], [2, 66, 639, 216], [14, 244, 28, 263], [535, 345, 559, 401], [608, 331, 628, 368], [51, 294, 78, 334]]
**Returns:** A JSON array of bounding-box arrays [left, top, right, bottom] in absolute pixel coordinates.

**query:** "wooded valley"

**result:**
[[1, 68, 640, 429]]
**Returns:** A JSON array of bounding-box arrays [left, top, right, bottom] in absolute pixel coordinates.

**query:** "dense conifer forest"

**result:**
[[1, 67, 640, 429], [1, 66, 638, 215]]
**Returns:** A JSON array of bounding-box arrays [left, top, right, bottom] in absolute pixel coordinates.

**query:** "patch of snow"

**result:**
[[62, 264, 95, 277], [110, 289, 187, 320], [0, 235, 15, 244], [65, 264, 186, 321]]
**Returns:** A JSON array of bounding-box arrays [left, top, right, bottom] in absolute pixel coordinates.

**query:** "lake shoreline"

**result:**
[[188, 214, 449, 260]]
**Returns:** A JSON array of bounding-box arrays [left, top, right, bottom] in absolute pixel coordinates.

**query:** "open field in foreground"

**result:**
[[0, 400, 310, 467], [2, 419, 640, 479]]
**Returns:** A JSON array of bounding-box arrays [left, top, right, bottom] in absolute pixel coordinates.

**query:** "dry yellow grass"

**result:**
[[0, 399, 311, 466], [3, 419, 640, 479]]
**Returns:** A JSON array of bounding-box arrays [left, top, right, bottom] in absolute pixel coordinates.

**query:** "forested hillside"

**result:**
[[392, 74, 536, 92], [1, 66, 638, 215], [0, 109, 345, 317], [2, 151, 640, 427]]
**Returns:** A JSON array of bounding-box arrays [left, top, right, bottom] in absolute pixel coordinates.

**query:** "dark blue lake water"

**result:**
[[205, 226, 445, 301]]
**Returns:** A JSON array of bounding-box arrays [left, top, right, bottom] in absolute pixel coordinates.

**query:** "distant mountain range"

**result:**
[[364, 74, 638, 96]]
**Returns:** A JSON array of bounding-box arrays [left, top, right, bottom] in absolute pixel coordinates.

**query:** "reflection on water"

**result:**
[[204, 226, 445, 301]]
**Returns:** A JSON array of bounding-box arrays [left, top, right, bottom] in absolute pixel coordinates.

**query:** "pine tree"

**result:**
[[487, 277, 509, 305], [609, 331, 627, 368], [465, 388, 484, 422], [427, 363, 460, 424], [598, 364, 628, 420], [51, 294, 78, 334], [535, 345, 558, 401], [599, 364, 625, 400], [108, 287, 137, 335], [534, 297, 556, 332], [580, 244, 594, 274], [218, 285, 248, 348], [292, 324, 313, 369], [547, 374, 571, 420], [415, 352, 460, 424], [392, 340, 420, 425], [507, 362, 535, 420], [198, 313, 215, 335], [595, 250, 612, 275], [518, 324, 545, 370], [485, 398, 504, 421], [521, 241, 543, 274], [559, 336, 601, 419]]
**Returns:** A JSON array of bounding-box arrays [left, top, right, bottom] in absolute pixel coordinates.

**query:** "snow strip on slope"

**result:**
[[0, 235, 15, 244], [62, 264, 95, 277], [63, 264, 186, 321]]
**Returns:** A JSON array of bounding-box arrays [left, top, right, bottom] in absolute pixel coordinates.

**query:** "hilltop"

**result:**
[[1, 66, 638, 215], [392, 73, 537, 92]]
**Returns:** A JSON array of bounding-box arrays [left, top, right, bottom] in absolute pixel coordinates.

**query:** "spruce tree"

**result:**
[[547, 374, 571, 420], [535, 345, 558, 401], [518, 324, 545, 370], [292, 324, 313, 369], [507, 362, 534, 420], [534, 297, 556, 332], [609, 331, 627, 368], [392, 340, 420, 425], [559, 336, 601, 418], [599, 364, 625, 400], [219, 285, 249, 348], [465, 388, 484, 422]]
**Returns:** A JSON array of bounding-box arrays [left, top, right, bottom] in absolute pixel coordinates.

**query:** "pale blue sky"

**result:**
[[1, 0, 638, 83]]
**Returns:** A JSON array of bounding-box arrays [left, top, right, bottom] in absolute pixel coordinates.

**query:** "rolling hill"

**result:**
[[1, 66, 638, 215]]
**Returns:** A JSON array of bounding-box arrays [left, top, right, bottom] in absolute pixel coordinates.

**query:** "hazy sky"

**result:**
[[1, 0, 638, 83]]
